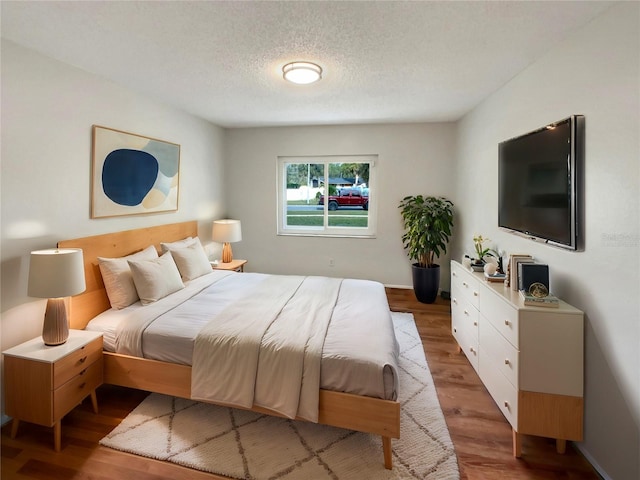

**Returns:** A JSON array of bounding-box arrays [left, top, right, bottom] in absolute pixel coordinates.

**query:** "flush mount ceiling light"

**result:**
[[282, 61, 322, 84]]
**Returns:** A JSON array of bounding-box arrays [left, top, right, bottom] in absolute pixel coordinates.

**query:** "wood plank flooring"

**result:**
[[1, 288, 599, 479]]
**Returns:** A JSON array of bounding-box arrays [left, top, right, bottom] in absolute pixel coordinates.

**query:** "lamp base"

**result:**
[[221, 242, 234, 263], [42, 298, 69, 346]]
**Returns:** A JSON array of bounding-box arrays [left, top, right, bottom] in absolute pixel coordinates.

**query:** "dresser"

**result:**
[[450, 260, 583, 456], [3, 329, 103, 451]]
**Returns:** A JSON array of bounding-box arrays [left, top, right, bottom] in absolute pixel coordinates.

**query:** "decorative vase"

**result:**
[[470, 260, 485, 272], [411, 263, 440, 304]]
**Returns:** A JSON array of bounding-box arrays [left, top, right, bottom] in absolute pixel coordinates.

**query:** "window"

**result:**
[[277, 155, 377, 237]]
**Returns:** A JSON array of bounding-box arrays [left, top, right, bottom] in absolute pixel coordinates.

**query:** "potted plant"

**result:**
[[399, 195, 454, 303], [470, 234, 492, 270]]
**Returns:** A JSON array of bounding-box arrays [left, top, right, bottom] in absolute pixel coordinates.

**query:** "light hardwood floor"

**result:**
[[1, 288, 598, 479]]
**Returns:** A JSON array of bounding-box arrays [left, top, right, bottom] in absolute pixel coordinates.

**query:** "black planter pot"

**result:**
[[411, 263, 440, 304]]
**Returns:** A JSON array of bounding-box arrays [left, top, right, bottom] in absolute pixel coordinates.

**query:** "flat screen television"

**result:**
[[498, 115, 584, 250]]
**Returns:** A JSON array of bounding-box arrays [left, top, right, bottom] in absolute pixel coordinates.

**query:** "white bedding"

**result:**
[[192, 275, 341, 421], [86, 270, 399, 406]]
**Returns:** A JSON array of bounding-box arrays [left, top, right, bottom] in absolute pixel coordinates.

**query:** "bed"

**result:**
[[59, 221, 401, 469]]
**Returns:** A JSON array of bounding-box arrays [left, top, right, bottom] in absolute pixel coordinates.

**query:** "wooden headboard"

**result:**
[[57, 221, 198, 329]]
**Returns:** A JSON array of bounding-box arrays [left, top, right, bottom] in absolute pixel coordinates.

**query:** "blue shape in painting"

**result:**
[[102, 149, 159, 206]]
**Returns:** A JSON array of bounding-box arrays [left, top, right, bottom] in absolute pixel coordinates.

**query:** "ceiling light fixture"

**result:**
[[282, 61, 322, 85]]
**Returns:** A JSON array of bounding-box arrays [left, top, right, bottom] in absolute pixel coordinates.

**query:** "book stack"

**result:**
[[506, 254, 533, 290], [519, 290, 559, 308], [484, 271, 506, 283]]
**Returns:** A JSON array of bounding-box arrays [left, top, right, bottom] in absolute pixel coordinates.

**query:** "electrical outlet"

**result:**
[[328, 257, 335, 267]]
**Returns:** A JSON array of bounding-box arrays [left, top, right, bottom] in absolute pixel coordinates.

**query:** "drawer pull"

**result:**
[[79, 382, 86, 389], [79, 369, 87, 376], [504, 359, 510, 365], [452, 298, 458, 304], [452, 271, 457, 277], [504, 319, 511, 326], [473, 321, 478, 326], [504, 401, 510, 408], [463, 310, 469, 316], [453, 328, 457, 333], [469, 347, 475, 354], [473, 291, 478, 297], [462, 282, 468, 287], [79, 356, 87, 364]]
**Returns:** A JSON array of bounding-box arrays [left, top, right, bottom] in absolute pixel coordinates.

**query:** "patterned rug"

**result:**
[[100, 312, 459, 479]]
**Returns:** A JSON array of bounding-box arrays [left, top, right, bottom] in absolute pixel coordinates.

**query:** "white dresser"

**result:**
[[450, 260, 584, 457]]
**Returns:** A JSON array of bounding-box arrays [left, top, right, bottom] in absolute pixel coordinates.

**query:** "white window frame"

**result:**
[[277, 155, 378, 238]]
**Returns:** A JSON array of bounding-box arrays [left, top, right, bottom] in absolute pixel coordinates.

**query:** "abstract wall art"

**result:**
[[91, 125, 180, 218]]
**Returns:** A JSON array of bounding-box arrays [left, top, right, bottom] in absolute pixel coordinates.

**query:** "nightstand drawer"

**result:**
[[53, 336, 102, 388], [53, 360, 103, 421]]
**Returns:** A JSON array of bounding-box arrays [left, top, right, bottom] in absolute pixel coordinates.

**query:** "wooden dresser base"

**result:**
[[513, 430, 567, 457], [512, 390, 583, 458]]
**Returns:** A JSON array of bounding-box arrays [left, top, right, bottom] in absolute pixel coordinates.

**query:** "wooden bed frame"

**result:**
[[58, 221, 400, 469]]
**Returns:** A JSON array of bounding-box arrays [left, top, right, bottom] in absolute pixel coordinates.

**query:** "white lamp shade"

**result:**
[[28, 248, 86, 299], [212, 219, 242, 244]]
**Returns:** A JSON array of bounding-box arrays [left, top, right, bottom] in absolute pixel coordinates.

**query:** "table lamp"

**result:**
[[212, 219, 242, 263], [28, 248, 86, 346]]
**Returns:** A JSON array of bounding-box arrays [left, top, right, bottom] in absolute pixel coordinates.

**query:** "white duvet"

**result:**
[[86, 270, 399, 421]]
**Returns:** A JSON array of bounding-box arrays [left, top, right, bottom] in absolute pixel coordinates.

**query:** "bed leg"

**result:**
[[382, 436, 393, 469]]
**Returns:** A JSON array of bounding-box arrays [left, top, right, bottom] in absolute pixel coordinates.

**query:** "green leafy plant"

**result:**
[[399, 195, 454, 268]]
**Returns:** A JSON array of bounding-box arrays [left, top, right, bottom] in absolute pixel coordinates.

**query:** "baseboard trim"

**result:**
[[574, 444, 610, 480], [383, 284, 412, 290]]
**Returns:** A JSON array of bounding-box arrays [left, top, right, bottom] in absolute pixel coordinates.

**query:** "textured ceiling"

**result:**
[[1, 1, 614, 127]]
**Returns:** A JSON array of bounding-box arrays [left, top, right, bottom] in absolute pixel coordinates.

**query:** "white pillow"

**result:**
[[160, 236, 196, 254], [169, 238, 212, 281], [128, 251, 185, 305], [98, 245, 158, 309]]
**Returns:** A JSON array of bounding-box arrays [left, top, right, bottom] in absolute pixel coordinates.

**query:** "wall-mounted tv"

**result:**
[[498, 115, 584, 250]]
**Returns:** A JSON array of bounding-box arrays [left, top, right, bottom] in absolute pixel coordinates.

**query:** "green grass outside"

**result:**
[[285, 204, 369, 227], [287, 200, 319, 206], [286, 215, 368, 227], [286, 210, 368, 217]]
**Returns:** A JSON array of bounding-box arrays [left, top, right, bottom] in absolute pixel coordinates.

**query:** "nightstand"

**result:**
[[3, 329, 103, 451], [211, 259, 247, 272]]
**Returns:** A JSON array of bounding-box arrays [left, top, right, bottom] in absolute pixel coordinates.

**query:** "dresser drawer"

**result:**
[[53, 336, 103, 388], [53, 360, 103, 421], [459, 329, 479, 373], [480, 318, 519, 388], [453, 316, 479, 373], [451, 263, 480, 309], [479, 350, 518, 429], [452, 295, 479, 341], [481, 290, 519, 348]]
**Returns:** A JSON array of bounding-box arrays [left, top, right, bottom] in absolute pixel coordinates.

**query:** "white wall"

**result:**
[[0, 40, 226, 418], [452, 4, 639, 479], [224, 123, 456, 287]]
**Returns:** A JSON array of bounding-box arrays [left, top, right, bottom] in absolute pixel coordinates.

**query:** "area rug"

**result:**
[[100, 312, 459, 479]]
